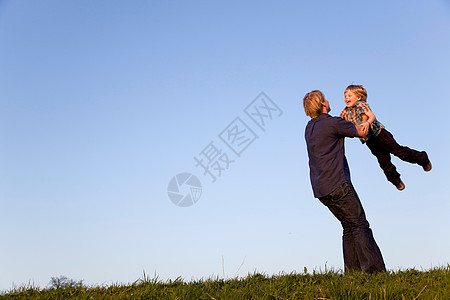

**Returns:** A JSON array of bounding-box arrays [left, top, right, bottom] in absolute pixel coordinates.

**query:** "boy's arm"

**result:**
[[360, 110, 376, 132], [363, 110, 376, 124]]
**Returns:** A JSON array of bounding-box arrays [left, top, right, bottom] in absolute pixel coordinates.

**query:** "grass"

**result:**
[[1, 265, 449, 299]]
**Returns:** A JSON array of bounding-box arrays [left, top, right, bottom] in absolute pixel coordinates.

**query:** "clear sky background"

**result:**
[[1, 0, 449, 291]]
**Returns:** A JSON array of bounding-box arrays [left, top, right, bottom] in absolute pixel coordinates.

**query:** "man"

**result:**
[[303, 90, 386, 274]]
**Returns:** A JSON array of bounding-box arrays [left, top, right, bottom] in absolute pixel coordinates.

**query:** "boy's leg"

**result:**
[[375, 129, 429, 167], [366, 137, 402, 187]]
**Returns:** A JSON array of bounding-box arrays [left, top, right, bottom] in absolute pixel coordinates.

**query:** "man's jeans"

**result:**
[[319, 182, 386, 274]]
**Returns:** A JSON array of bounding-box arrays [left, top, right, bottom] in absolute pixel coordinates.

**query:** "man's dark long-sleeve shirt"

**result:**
[[305, 113, 359, 198]]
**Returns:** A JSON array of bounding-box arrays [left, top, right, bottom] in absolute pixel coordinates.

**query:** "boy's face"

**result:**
[[344, 90, 360, 107]]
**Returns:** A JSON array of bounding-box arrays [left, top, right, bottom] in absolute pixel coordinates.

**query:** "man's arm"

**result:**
[[335, 116, 368, 138]]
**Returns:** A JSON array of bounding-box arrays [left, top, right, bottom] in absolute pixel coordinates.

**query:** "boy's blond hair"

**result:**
[[345, 85, 367, 102], [303, 90, 324, 118]]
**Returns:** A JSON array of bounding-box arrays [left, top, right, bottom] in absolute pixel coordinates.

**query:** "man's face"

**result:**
[[322, 98, 331, 113]]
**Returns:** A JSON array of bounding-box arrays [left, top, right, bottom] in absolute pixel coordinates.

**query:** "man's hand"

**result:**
[[361, 122, 370, 133], [356, 124, 368, 138]]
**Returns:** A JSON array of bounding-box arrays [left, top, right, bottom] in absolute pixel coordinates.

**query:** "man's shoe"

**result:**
[[423, 161, 432, 172], [396, 181, 405, 191]]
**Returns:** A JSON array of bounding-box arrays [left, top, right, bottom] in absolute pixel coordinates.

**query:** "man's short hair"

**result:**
[[303, 90, 324, 118]]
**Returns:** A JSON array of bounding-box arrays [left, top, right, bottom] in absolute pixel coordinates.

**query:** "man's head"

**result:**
[[303, 90, 330, 118]]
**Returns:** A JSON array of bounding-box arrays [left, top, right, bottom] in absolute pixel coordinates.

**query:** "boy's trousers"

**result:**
[[365, 128, 429, 186], [319, 182, 386, 274]]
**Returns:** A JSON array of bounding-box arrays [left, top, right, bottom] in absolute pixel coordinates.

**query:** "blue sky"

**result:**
[[1, 0, 449, 291]]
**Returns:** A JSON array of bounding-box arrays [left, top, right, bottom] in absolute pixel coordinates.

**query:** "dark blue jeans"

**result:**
[[319, 182, 386, 274]]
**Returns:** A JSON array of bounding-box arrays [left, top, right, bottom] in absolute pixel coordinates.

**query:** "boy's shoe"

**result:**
[[396, 181, 405, 191], [423, 161, 432, 172]]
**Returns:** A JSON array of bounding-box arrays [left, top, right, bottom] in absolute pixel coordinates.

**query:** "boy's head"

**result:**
[[303, 90, 329, 118], [345, 85, 367, 102]]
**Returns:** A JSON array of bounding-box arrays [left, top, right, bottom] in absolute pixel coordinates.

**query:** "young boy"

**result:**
[[340, 85, 431, 190]]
